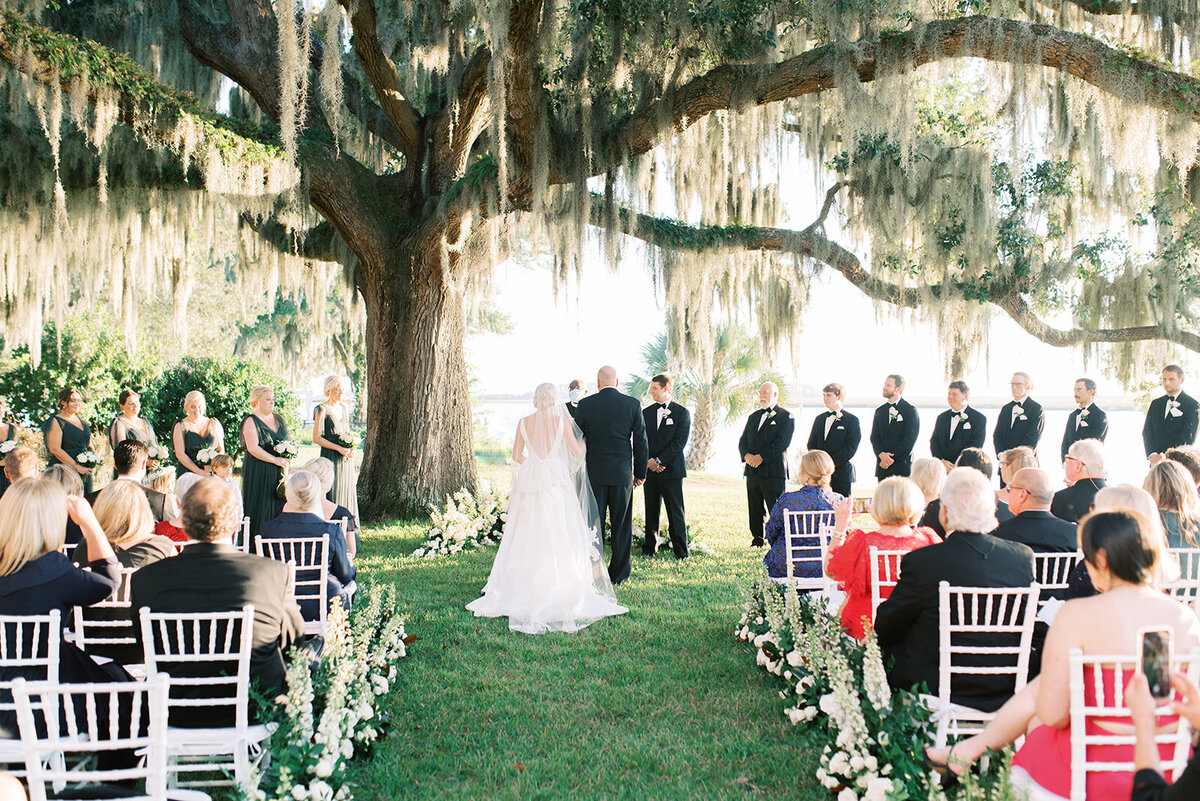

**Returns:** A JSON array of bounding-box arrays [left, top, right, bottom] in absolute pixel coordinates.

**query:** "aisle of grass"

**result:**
[[346, 467, 824, 799]]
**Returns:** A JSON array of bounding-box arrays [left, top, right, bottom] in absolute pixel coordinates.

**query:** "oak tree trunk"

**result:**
[[687, 394, 717, 471]]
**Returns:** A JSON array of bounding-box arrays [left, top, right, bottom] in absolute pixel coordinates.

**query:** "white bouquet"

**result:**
[[75, 450, 101, 467], [0, 440, 16, 455], [195, 446, 220, 466], [274, 440, 299, 460], [333, 431, 360, 450], [146, 444, 170, 462]]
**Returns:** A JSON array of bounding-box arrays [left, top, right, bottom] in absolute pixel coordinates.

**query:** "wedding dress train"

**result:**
[[466, 405, 628, 634]]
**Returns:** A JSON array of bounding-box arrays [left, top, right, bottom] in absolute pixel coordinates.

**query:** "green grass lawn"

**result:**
[[346, 466, 826, 800]]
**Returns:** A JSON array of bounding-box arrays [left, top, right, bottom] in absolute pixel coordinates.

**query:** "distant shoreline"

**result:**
[[476, 394, 1147, 412]]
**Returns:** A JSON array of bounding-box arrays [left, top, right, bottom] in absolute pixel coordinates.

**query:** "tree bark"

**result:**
[[687, 393, 717, 472], [356, 234, 478, 519]]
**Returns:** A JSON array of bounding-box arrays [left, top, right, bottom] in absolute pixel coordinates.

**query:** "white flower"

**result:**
[[818, 693, 840, 717], [863, 777, 893, 801], [1013, 405, 1024, 415], [314, 759, 334, 778], [803, 706, 817, 721], [798, 675, 815, 690], [0, 441, 15, 454], [785, 707, 806, 725], [291, 786, 309, 801], [412, 548, 426, 558], [786, 650, 803, 667], [309, 780, 333, 801], [877, 731, 889, 747], [838, 789, 857, 801]]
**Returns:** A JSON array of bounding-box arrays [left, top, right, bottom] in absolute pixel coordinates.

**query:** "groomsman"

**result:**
[[870, 374, 919, 479], [1143, 364, 1200, 458], [930, 380, 986, 471], [807, 383, 861, 497], [642, 374, 690, 559], [992, 372, 1045, 487], [738, 382, 795, 547], [1061, 378, 1108, 461]]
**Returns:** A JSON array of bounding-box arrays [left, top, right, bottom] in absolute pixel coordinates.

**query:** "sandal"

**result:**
[[922, 744, 964, 788]]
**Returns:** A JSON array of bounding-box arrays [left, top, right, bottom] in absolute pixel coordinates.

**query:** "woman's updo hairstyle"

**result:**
[[532, 383, 558, 410], [57, 386, 80, 410], [249, 385, 274, 407], [1079, 510, 1158, 586], [323, 375, 347, 400], [118, 389, 138, 406]]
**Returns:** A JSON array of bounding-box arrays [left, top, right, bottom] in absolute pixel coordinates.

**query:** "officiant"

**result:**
[[738, 382, 795, 547], [641, 374, 690, 559]]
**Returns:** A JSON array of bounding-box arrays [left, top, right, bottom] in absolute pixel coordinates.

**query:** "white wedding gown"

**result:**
[[466, 407, 628, 634]]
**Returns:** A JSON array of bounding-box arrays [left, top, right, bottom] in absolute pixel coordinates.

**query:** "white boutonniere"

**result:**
[[662, 408, 671, 419], [888, 407, 899, 420], [1169, 399, 1184, 418], [957, 411, 969, 421], [1080, 408, 1090, 418], [1013, 404, 1028, 421], [833, 411, 843, 421], [767, 410, 777, 420]]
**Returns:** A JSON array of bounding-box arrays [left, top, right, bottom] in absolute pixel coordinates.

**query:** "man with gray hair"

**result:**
[[874, 468, 1035, 711], [1051, 439, 1107, 523], [738, 381, 795, 547], [994, 468, 1077, 553]]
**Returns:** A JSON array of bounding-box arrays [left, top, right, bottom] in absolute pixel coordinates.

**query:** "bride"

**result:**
[[466, 383, 628, 634]]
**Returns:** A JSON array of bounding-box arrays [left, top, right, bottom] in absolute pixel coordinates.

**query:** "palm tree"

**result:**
[[628, 326, 783, 471]]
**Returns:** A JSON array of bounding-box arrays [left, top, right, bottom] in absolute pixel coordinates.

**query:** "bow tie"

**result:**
[[660, 403, 669, 409]]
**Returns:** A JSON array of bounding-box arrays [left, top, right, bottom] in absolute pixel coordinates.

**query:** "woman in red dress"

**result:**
[[825, 477, 941, 638]]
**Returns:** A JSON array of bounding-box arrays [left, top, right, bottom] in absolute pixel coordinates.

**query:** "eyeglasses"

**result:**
[[1064, 456, 1080, 463], [1008, 486, 1030, 494]]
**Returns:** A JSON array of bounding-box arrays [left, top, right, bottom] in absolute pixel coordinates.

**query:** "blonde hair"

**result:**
[[302, 457, 335, 493], [870, 477, 926, 526], [94, 480, 155, 547], [210, 453, 235, 471], [42, 464, 84, 497], [183, 390, 206, 415], [999, 446, 1039, 484], [284, 471, 324, 512], [910, 458, 947, 500], [532, 383, 558, 409], [144, 468, 176, 496], [799, 450, 835, 487], [1144, 461, 1200, 544], [323, 375, 348, 400], [249, 385, 274, 407], [0, 478, 65, 576]]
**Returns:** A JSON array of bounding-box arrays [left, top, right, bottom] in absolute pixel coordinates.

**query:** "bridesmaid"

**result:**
[[109, 389, 159, 477], [0, 397, 20, 497], [172, 390, 224, 478], [43, 386, 95, 494], [312, 375, 359, 521], [241, 385, 289, 537]]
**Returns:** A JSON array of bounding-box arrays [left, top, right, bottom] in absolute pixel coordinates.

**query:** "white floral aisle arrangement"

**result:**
[[412, 482, 508, 557], [249, 583, 410, 801], [734, 576, 1020, 801]]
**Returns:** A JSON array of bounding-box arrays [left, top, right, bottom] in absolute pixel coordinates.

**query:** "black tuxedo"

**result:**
[[573, 387, 649, 584], [807, 409, 861, 497], [929, 406, 987, 465], [738, 406, 796, 545], [918, 497, 1014, 539], [1061, 404, 1108, 460], [870, 398, 920, 479], [1143, 392, 1200, 456], [130, 542, 305, 722], [994, 510, 1078, 553], [642, 400, 690, 558], [874, 532, 1035, 712], [565, 401, 579, 420], [992, 397, 1045, 487], [1051, 478, 1106, 524], [87, 478, 171, 523]]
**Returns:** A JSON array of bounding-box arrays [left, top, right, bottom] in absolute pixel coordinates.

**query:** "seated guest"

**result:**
[[300, 457, 359, 557], [86, 441, 173, 523], [996, 446, 1039, 518], [155, 472, 202, 543], [144, 467, 180, 520], [994, 468, 1077, 553], [1127, 670, 1200, 801], [208, 454, 243, 522], [925, 510, 1198, 797], [874, 468, 1035, 712], [131, 478, 304, 716], [259, 471, 356, 618], [825, 477, 940, 638], [42, 463, 85, 547], [2, 446, 37, 487], [1163, 447, 1200, 491], [1144, 460, 1200, 549], [0, 479, 129, 735], [73, 479, 176, 569], [763, 451, 842, 580], [1052, 438, 1107, 523], [910, 458, 946, 508], [918, 447, 1012, 537], [1066, 484, 1178, 599]]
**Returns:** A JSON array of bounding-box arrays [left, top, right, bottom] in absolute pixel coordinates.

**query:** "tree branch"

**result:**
[[307, 30, 409, 154], [239, 213, 345, 262], [594, 197, 1200, 354], [339, 0, 420, 157], [593, 14, 1200, 177]]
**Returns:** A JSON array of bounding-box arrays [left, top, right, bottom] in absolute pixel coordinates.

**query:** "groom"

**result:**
[[573, 365, 649, 585]]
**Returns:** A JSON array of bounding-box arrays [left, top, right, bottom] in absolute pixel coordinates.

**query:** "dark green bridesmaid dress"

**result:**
[[175, 422, 217, 478], [0, 423, 16, 496], [43, 415, 93, 494], [241, 412, 288, 537]]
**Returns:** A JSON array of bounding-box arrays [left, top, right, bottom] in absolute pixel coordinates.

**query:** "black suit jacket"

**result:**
[[642, 401, 690, 478], [870, 398, 920, 478], [565, 402, 579, 420], [918, 497, 1015, 539], [573, 387, 648, 485], [738, 406, 795, 480], [874, 532, 1035, 712], [807, 410, 861, 483], [1051, 478, 1106, 524], [930, 406, 987, 464], [992, 397, 1045, 455], [130, 543, 304, 706], [86, 479, 171, 523], [994, 510, 1078, 553], [1143, 392, 1200, 456], [1061, 404, 1108, 460]]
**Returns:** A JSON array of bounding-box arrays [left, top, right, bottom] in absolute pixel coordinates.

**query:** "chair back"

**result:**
[[1068, 650, 1200, 801], [71, 567, 139, 664], [235, 517, 251, 553], [138, 605, 255, 732], [1170, 547, 1200, 581], [255, 534, 330, 636], [1032, 551, 1081, 599], [937, 581, 1040, 707], [13, 675, 170, 801], [0, 611, 61, 723], [779, 509, 835, 593], [868, 546, 908, 617]]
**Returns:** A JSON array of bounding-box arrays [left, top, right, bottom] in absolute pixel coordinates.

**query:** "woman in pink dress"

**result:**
[[825, 477, 940, 638]]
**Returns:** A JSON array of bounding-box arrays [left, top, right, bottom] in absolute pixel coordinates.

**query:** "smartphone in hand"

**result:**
[[1138, 627, 1173, 700]]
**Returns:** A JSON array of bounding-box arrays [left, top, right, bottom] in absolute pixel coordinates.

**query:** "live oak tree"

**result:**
[[2, 0, 1200, 517]]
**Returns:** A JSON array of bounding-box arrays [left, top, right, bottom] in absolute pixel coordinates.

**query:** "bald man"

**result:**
[[738, 382, 795, 547], [572, 366, 649, 585]]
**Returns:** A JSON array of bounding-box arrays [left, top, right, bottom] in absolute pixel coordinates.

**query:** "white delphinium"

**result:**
[[862, 630, 891, 713]]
